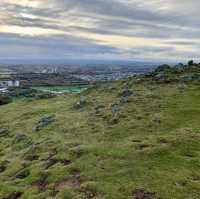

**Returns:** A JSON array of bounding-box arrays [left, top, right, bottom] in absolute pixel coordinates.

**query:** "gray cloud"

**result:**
[[0, 0, 200, 60], [0, 32, 120, 59]]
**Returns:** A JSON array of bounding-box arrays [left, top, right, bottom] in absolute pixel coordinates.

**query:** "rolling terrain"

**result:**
[[0, 65, 200, 199]]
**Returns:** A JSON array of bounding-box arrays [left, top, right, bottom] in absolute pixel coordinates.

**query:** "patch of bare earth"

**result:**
[[32, 176, 48, 192], [137, 144, 152, 150], [55, 171, 83, 191], [132, 189, 161, 199]]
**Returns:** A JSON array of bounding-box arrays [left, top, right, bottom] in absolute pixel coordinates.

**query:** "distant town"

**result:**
[[0, 61, 158, 91]]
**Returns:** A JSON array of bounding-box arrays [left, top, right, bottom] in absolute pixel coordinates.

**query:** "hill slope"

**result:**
[[0, 76, 200, 199]]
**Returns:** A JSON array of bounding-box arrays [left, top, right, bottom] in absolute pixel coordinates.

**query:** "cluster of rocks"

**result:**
[[91, 87, 134, 125], [33, 115, 56, 132], [146, 62, 200, 83], [110, 88, 133, 124], [119, 88, 134, 104]]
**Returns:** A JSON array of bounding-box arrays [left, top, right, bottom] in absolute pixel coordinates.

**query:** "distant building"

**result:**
[[0, 73, 20, 88], [0, 78, 20, 88]]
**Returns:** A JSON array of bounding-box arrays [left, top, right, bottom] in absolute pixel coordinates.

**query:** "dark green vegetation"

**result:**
[[0, 86, 90, 103], [4, 87, 55, 100], [149, 61, 200, 83], [0, 63, 200, 199]]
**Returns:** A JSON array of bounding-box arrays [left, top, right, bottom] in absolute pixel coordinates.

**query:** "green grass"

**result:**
[[32, 85, 90, 94], [0, 80, 200, 199]]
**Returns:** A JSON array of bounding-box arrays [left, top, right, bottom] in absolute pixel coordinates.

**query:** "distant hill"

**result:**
[[0, 59, 164, 74]]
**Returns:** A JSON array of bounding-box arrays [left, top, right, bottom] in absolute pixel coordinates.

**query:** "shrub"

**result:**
[[154, 64, 171, 73], [188, 60, 194, 66]]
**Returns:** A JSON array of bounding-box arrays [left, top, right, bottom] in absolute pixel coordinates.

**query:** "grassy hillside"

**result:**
[[0, 76, 200, 198]]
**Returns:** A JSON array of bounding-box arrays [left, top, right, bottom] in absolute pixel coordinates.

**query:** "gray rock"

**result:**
[[111, 103, 120, 116], [95, 105, 105, 114], [120, 96, 130, 104], [74, 97, 87, 109], [34, 115, 56, 132]]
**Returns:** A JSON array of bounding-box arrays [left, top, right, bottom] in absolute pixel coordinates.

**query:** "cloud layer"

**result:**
[[0, 0, 200, 61]]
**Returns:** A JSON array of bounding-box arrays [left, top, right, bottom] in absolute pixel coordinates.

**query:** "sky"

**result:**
[[0, 0, 200, 62]]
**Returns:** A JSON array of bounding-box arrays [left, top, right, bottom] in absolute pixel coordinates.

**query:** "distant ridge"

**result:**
[[0, 58, 173, 65]]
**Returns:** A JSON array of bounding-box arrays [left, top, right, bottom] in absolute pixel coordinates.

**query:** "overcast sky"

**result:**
[[0, 0, 200, 61]]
